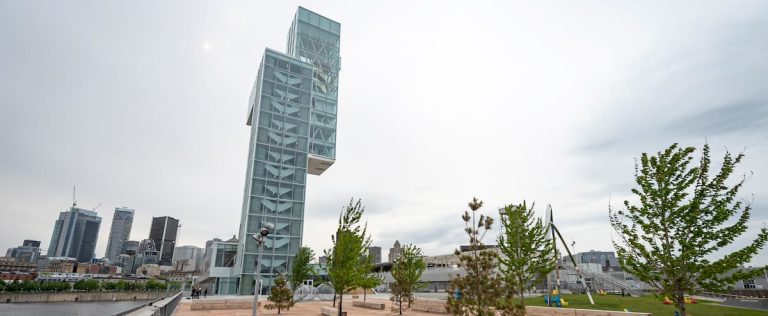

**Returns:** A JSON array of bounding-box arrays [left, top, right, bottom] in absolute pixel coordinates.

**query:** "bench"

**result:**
[[526, 306, 651, 316], [352, 300, 386, 310], [190, 299, 259, 310], [412, 298, 448, 314], [320, 306, 347, 316]]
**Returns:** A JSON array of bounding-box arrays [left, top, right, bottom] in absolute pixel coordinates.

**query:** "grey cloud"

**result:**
[[668, 102, 768, 136]]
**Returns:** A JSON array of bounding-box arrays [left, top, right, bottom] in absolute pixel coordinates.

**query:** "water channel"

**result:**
[[0, 300, 149, 316]]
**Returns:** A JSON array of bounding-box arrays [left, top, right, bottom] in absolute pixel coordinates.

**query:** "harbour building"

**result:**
[[235, 6, 340, 295]]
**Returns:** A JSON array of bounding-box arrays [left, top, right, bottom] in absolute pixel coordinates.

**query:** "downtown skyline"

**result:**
[[1, 1, 767, 266]]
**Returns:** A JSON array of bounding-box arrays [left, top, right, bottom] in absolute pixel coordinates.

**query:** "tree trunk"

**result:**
[[338, 293, 343, 316], [399, 295, 403, 315], [364, 289, 367, 301], [333, 293, 336, 307], [676, 292, 686, 316]]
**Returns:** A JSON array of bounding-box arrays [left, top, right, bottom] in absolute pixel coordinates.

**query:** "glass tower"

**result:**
[[105, 207, 134, 262], [47, 206, 102, 262], [149, 216, 179, 266], [236, 6, 340, 295]]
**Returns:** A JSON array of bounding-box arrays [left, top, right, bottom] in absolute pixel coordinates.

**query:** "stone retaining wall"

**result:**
[[0, 291, 166, 304], [411, 298, 651, 316]]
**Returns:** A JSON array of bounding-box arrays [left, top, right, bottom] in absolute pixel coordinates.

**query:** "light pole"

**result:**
[[252, 223, 274, 316]]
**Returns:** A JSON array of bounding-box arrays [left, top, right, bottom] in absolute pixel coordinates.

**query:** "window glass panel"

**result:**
[[276, 218, 291, 236], [290, 220, 302, 236], [258, 111, 271, 128], [254, 160, 267, 178], [255, 144, 268, 161], [242, 254, 257, 273], [291, 203, 304, 218], [250, 179, 264, 196]]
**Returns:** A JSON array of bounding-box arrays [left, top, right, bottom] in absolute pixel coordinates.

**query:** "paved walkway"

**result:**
[[175, 296, 439, 316]]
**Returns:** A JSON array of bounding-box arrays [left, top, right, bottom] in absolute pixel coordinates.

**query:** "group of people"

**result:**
[[191, 287, 207, 299]]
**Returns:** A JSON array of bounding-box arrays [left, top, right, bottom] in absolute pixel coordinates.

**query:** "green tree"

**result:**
[[114, 280, 128, 291], [358, 267, 381, 302], [0, 280, 5, 292], [73, 279, 100, 292], [447, 197, 505, 316], [265, 275, 295, 314], [290, 247, 316, 293], [102, 281, 116, 291], [325, 198, 371, 316], [5, 281, 21, 292], [390, 244, 426, 314], [145, 279, 165, 291], [167, 281, 182, 291], [43, 281, 70, 292], [498, 201, 555, 311], [610, 143, 768, 316], [20, 280, 39, 292]]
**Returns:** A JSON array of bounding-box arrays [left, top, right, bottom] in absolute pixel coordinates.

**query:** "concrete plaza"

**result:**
[[174, 294, 439, 316]]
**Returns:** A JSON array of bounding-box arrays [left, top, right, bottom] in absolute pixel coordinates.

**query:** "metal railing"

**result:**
[[112, 292, 182, 316]]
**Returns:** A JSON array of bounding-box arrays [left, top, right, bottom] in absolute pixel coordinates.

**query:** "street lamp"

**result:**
[[252, 223, 274, 316]]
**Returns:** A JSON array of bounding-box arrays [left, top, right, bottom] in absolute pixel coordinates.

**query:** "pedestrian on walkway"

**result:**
[[204, 287, 208, 298]]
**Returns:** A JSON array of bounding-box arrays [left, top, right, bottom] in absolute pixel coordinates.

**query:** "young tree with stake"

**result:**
[[390, 244, 426, 314], [446, 197, 506, 316], [610, 144, 768, 316], [498, 201, 555, 312], [290, 247, 315, 295], [265, 275, 295, 314], [325, 199, 371, 316]]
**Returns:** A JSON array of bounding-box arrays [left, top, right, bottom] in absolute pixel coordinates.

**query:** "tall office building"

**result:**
[[105, 207, 135, 262], [6, 240, 42, 263], [123, 240, 140, 255], [47, 206, 102, 262], [368, 246, 382, 264], [149, 216, 179, 266], [172, 245, 203, 272], [235, 6, 340, 295], [388, 240, 402, 263]]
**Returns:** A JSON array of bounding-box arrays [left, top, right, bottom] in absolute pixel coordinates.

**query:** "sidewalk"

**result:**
[[175, 296, 438, 316]]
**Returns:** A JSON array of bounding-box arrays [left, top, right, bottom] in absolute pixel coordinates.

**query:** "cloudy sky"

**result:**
[[1, 1, 767, 265]]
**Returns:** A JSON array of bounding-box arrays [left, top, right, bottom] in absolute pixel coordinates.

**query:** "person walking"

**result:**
[[204, 287, 208, 298]]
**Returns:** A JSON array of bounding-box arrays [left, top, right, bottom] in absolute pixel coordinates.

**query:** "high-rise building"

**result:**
[[235, 6, 340, 295], [123, 240, 140, 255], [388, 240, 402, 263], [149, 216, 179, 266], [172, 245, 203, 272], [47, 206, 102, 262], [23, 240, 41, 248], [6, 239, 42, 263], [368, 246, 382, 264], [134, 238, 160, 268], [105, 207, 135, 262]]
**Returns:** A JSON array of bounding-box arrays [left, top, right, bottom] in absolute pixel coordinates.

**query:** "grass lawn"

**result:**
[[526, 294, 768, 316]]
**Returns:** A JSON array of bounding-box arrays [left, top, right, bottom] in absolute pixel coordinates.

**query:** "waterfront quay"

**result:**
[[0, 291, 165, 303]]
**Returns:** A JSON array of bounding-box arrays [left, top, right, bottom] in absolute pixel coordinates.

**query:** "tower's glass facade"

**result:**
[[236, 7, 340, 295], [105, 207, 134, 262]]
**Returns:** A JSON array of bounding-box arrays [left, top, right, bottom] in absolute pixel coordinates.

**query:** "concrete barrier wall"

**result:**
[[0, 291, 166, 303], [411, 298, 651, 316]]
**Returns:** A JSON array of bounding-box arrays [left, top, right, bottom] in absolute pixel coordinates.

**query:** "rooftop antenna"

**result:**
[[72, 185, 77, 207]]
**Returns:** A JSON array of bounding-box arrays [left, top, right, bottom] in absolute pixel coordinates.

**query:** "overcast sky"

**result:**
[[1, 1, 767, 265]]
